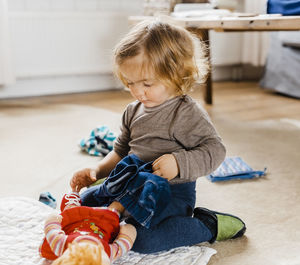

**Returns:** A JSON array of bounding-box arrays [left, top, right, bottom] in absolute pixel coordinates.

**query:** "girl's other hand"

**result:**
[[70, 168, 97, 192], [152, 154, 179, 181]]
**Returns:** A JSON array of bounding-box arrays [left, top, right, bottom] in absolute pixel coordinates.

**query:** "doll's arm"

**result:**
[[44, 213, 67, 257], [109, 223, 137, 262]]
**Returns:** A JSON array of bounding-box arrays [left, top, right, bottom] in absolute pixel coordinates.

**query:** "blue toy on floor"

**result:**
[[206, 157, 266, 182], [39, 191, 57, 209]]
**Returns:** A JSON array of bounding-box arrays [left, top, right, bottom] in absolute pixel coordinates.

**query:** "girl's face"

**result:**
[[119, 54, 177, 108]]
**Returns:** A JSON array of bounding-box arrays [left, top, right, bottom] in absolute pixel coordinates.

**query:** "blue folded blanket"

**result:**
[[206, 157, 266, 182]]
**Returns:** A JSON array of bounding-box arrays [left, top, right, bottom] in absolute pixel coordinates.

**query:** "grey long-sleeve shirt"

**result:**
[[114, 95, 226, 184]]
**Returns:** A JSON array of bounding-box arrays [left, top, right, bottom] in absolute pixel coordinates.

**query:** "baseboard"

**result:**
[[213, 64, 264, 81], [0, 65, 264, 99], [0, 74, 121, 99]]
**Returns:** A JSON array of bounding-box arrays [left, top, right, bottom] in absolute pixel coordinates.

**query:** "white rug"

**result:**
[[0, 197, 216, 265]]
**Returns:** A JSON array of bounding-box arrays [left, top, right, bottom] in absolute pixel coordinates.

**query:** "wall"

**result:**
[[1, 0, 246, 98], [8, 0, 143, 78]]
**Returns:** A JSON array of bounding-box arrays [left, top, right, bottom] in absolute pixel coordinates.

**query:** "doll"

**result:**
[[39, 192, 136, 265]]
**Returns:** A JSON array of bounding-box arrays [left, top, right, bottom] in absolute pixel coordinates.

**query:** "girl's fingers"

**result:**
[[89, 170, 97, 182], [153, 170, 158, 175], [70, 176, 83, 192], [152, 164, 159, 171], [152, 156, 163, 166], [152, 160, 162, 171], [70, 168, 96, 192], [153, 170, 162, 177]]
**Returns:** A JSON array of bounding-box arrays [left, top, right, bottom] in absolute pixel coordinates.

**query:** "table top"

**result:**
[[129, 15, 300, 31]]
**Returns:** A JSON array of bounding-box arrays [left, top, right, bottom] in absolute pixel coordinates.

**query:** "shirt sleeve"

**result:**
[[113, 106, 131, 158], [109, 225, 135, 262], [171, 100, 226, 181], [44, 214, 67, 257]]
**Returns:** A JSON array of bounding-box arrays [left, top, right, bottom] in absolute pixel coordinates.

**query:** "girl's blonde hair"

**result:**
[[114, 20, 209, 95], [51, 242, 103, 265]]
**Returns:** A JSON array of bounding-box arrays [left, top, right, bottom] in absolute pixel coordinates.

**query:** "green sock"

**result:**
[[216, 214, 245, 241]]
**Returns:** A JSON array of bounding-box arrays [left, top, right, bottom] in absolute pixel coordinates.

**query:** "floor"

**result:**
[[1, 81, 300, 265], [1, 81, 300, 121]]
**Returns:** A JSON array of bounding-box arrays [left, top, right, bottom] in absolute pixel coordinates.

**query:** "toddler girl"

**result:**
[[71, 20, 246, 253]]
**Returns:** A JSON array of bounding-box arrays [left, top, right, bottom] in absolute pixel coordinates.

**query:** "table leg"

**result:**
[[188, 28, 213, 104], [201, 30, 213, 104]]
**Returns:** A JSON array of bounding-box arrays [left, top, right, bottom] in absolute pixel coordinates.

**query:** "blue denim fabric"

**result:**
[[128, 182, 213, 253], [82, 180, 213, 253], [81, 154, 171, 228]]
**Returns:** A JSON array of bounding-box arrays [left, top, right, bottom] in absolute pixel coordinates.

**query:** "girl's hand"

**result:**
[[152, 154, 179, 181], [70, 168, 98, 192]]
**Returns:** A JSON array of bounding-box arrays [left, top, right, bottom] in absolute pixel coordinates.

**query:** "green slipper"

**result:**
[[193, 207, 246, 243]]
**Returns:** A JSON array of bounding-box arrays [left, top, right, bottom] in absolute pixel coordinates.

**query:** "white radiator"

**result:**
[[2, 0, 248, 98], [9, 11, 133, 78]]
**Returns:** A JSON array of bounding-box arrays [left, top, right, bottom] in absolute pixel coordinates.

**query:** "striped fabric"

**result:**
[[110, 233, 134, 262], [212, 157, 253, 176], [79, 125, 116, 156], [44, 220, 67, 257], [73, 235, 101, 245]]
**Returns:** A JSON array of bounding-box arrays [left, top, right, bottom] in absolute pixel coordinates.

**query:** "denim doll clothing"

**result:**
[[81, 154, 171, 228]]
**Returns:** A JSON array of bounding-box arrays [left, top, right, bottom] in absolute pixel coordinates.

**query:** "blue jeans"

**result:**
[[81, 181, 213, 253], [81, 154, 171, 228]]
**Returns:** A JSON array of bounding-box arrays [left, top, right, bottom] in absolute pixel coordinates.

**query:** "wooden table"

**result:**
[[129, 15, 300, 104]]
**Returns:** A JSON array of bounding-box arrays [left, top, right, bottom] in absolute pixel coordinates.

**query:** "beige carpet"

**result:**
[[1, 104, 299, 265]]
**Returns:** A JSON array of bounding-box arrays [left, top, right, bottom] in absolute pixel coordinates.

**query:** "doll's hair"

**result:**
[[113, 20, 209, 95], [51, 242, 103, 265]]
